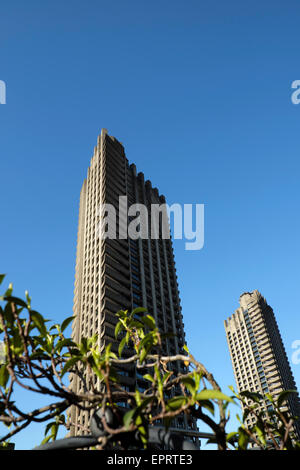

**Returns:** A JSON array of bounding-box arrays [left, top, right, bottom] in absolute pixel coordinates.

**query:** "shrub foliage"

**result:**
[[0, 275, 299, 450]]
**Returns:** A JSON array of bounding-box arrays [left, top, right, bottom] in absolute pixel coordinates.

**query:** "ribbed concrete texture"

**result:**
[[225, 290, 300, 440], [68, 129, 198, 445]]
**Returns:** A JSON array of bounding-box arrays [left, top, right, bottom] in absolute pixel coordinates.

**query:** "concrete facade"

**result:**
[[225, 290, 300, 439], [68, 129, 197, 440]]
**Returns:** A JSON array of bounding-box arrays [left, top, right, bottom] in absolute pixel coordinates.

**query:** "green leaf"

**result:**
[[196, 389, 235, 403], [139, 341, 153, 363], [265, 393, 274, 403], [137, 332, 153, 352], [11, 332, 24, 356], [139, 315, 156, 330], [49, 324, 60, 333], [135, 388, 142, 406], [166, 396, 187, 411], [115, 321, 124, 339], [242, 407, 252, 422], [31, 311, 47, 336], [138, 332, 154, 363], [54, 338, 76, 353], [118, 336, 127, 357], [61, 316, 75, 333], [44, 421, 54, 437], [136, 396, 152, 412], [61, 356, 81, 377], [135, 414, 148, 447], [79, 337, 88, 354], [199, 399, 215, 415], [41, 435, 53, 445], [193, 371, 202, 391], [105, 343, 112, 362], [115, 310, 127, 320], [139, 346, 151, 364], [162, 371, 172, 384], [238, 427, 249, 450], [0, 342, 6, 363], [183, 344, 189, 354], [123, 408, 136, 430], [0, 365, 9, 388], [277, 390, 296, 409], [3, 284, 13, 298], [87, 334, 98, 349], [226, 431, 238, 442], [30, 351, 50, 361], [4, 296, 27, 309], [25, 291, 31, 308], [226, 431, 238, 443], [154, 365, 162, 391], [128, 320, 144, 329], [240, 390, 263, 404], [254, 423, 266, 447], [143, 374, 155, 383], [41, 422, 58, 444], [181, 376, 196, 395], [131, 307, 147, 316], [3, 303, 14, 326], [0, 275, 5, 286]]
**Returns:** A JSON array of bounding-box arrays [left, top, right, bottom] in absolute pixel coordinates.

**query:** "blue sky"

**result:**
[[1, 0, 300, 449]]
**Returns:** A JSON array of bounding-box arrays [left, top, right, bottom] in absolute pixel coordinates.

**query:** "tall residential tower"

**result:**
[[69, 129, 196, 438], [224, 290, 300, 438]]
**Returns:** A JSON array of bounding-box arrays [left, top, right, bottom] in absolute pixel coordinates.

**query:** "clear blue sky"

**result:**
[[1, 0, 300, 449]]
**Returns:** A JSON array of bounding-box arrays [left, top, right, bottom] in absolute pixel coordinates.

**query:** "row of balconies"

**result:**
[[104, 263, 131, 290], [104, 150, 126, 179], [105, 136, 126, 159], [104, 161, 126, 190], [104, 252, 130, 278], [104, 243, 130, 271], [101, 286, 131, 311]]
